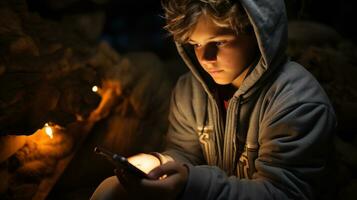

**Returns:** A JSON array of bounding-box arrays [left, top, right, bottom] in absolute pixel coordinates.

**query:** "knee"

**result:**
[[90, 176, 127, 200]]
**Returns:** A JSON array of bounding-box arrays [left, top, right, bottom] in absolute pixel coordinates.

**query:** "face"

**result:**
[[188, 14, 258, 88]]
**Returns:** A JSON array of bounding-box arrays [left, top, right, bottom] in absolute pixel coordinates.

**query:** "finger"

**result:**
[[140, 172, 188, 200], [144, 162, 188, 188], [148, 161, 183, 179], [142, 173, 180, 187], [140, 164, 189, 200]]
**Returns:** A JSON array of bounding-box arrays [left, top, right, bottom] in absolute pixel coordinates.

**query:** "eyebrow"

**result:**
[[188, 32, 236, 44]]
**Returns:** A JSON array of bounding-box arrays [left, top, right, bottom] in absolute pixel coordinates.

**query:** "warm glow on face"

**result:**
[[189, 14, 258, 88], [92, 85, 98, 92], [44, 123, 53, 139]]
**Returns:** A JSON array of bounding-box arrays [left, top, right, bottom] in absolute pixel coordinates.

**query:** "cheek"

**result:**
[[193, 49, 202, 63], [194, 49, 202, 61], [218, 49, 246, 68]]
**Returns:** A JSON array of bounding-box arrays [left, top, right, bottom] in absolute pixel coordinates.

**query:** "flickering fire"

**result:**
[[44, 123, 53, 139], [92, 85, 98, 93]]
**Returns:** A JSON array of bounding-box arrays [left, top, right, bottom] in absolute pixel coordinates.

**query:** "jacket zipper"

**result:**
[[210, 96, 224, 167], [223, 97, 238, 175]]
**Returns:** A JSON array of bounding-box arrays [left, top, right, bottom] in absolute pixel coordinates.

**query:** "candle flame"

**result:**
[[92, 85, 98, 93], [44, 123, 53, 139]]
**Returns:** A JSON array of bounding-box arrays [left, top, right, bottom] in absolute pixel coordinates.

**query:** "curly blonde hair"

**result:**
[[161, 0, 252, 43]]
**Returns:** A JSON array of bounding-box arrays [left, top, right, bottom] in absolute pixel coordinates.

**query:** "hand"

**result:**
[[116, 161, 189, 200]]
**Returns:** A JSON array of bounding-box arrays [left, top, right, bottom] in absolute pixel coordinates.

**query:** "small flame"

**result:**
[[92, 85, 98, 93], [44, 123, 53, 139]]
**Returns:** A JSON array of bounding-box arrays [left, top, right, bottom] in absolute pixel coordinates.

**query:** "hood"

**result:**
[[175, 0, 288, 98]]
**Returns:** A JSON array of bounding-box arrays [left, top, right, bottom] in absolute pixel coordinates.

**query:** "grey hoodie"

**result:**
[[161, 0, 336, 199]]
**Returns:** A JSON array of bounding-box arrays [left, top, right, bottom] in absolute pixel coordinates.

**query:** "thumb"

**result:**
[[147, 161, 182, 179]]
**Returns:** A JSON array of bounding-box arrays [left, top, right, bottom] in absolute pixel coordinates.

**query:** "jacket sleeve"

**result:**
[[161, 75, 206, 165], [180, 102, 336, 200]]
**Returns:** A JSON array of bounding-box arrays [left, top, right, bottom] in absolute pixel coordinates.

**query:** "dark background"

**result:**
[[15, 0, 357, 199], [3, 0, 350, 199], [26, 0, 175, 59], [26, 0, 357, 59]]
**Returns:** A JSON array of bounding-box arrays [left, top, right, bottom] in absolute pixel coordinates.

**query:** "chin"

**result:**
[[213, 79, 231, 85]]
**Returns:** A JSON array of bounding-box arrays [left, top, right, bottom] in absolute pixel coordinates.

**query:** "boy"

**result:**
[[91, 0, 336, 199]]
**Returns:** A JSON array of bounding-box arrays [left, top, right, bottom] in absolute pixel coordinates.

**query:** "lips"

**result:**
[[207, 69, 223, 75]]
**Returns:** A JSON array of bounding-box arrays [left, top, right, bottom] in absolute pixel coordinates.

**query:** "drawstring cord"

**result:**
[[233, 95, 244, 175]]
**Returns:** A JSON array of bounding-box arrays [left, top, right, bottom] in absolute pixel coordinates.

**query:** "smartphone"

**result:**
[[94, 146, 149, 179]]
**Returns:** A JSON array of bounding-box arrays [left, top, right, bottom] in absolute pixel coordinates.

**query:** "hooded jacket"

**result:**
[[161, 0, 336, 199]]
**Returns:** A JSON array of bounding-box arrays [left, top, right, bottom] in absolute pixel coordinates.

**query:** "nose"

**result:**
[[197, 44, 217, 64]]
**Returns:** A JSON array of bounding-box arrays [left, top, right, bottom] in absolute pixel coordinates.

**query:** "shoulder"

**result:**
[[258, 62, 337, 145], [260, 61, 336, 122], [170, 72, 208, 121], [267, 61, 332, 106], [173, 72, 207, 101], [175, 72, 203, 91]]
